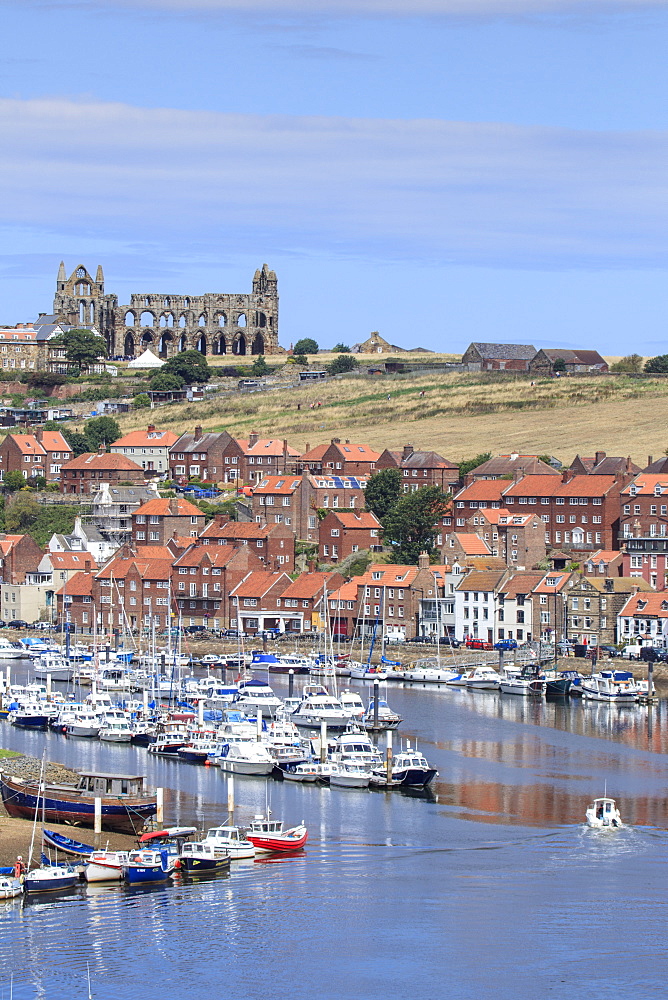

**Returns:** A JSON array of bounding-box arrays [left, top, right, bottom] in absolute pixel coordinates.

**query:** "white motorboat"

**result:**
[[402, 664, 462, 684], [281, 761, 320, 783], [327, 730, 384, 769], [234, 679, 283, 718], [291, 687, 351, 729], [329, 762, 372, 788], [202, 825, 256, 859], [217, 740, 276, 775], [0, 875, 23, 897], [465, 667, 502, 691], [370, 744, 437, 788], [339, 690, 366, 720], [0, 638, 27, 659], [33, 653, 74, 682], [581, 670, 638, 704], [65, 711, 101, 738], [499, 667, 546, 697], [85, 850, 130, 882], [585, 796, 623, 829], [362, 697, 403, 731], [200, 654, 225, 667], [99, 719, 133, 742]]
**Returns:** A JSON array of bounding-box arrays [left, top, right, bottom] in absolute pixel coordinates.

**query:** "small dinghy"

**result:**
[[42, 829, 95, 857], [586, 796, 623, 829], [246, 812, 308, 854], [0, 875, 23, 898]]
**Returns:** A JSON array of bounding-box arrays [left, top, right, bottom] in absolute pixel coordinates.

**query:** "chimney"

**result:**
[[331, 438, 340, 444], [169, 498, 179, 515], [418, 550, 429, 569], [147, 424, 155, 434], [648, 455, 653, 468], [84, 557, 91, 572], [402, 444, 414, 461], [305, 442, 310, 454], [35, 428, 43, 443], [632, 585, 640, 595], [98, 444, 106, 455], [604, 578, 614, 592], [249, 431, 259, 448], [634, 519, 642, 538], [194, 425, 203, 441], [594, 451, 606, 466]]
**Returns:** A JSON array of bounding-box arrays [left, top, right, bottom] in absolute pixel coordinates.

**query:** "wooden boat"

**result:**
[[246, 813, 308, 854], [42, 829, 95, 857], [176, 841, 231, 874], [0, 770, 157, 834]]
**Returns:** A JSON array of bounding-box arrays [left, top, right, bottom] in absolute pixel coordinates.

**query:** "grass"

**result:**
[[108, 369, 668, 467], [0, 750, 22, 759]]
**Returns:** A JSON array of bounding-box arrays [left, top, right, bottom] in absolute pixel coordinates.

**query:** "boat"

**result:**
[[581, 670, 638, 704], [465, 666, 502, 691], [291, 687, 352, 729], [401, 663, 462, 684], [177, 734, 220, 764], [348, 663, 387, 681], [147, 726, 189, 756], [8, 703, 50, 729], [541, 669, 580, 698], [99, 719, 133, 742], [327, 730, 384, 769], [370, 745, 437, 788], [42, 829, 96, 857], [234, 679, 283, 717], [0, 770, 157, 833], [329, 762, 372, 788], [23, 864, 79, 893], [65, 711, 101, 738], [0, 638, 26, 659], [85, 851, 130, 882], [362, 698, 403, 731], [498, 667, 545, 697], [246, 813, 308, 854], [585, 796, 623, 829], [202, 826, 256, 859], [176, 841, 231, 874], [124, 848, 173, 884], [339, 690, 366, 719], [281, 761, 320, 782], [0, 876, 22, 898], [217, 741, 276, 775], [33, 654, 74, 682]]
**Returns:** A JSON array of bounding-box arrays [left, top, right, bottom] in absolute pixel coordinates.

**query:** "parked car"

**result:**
[[183, 625, 208, 634], [597, 644, 620, 658], [7, 620, 29, 629], [639, 646, 668, 662], [438, 636, 461, 647], [494, 639, 517, 651], [465, 638, 493, 650], [223, 629, 241, 638], [410, 635, 434, 644]]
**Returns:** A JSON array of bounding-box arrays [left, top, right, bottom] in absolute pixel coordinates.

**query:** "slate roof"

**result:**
[[467, 342, 536, 361], [401, 450, 458, 471], [470, 455, 558, 478], [455, 569, 506, 592]]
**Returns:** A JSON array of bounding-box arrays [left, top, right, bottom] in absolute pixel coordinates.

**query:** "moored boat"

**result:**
[[246, 813, 308, 854], [176, 841, 230, 874], [202, 825, 256, 859], [329, 762, 372, 788], [0, 875, 23, 898], [85, 851, 130, 882], [581, 670, 638, 704], [124, 848, 172, 884], [23, 864, 79, 893]]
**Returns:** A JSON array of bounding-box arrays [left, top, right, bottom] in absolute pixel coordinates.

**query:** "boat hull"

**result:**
[[85, 856, 126, 882], [247, 829, 308, 854], [11, 715, 49, 729], [0, 776, 156, 834], [177, 856, 230, 874], [218, 760, 275, 775], [24, 868, 79, 893], [125, 865, 170, 884], [330, 773, 370, 788]]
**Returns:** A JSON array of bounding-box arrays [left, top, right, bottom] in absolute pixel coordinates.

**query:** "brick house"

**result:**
[[326, 579, 361, 638], [463, 453, 558, 484], [251, 474, 369, 541], [582, 550, 624, 578], [198, 518, 295, 571], [172, 544, 263, 629], [570, 452, 640, 477], [353, 563, 424, 639], [318, 510, 382, 564], [241, 433, 300, 484], [442, 532, 492, 563], [529, 348, 609, 375], [566, 576, 652, 647], [169, 427, 243, 485], [0, 533, 44, 584], [30, 551, 97, 588], [0, 429, 72, 484], [454, 567, 508, 644], [375, 444, 460, 492], [296, 439, 379, 477], [498, 571, 545, 644], [465, 508, 547, 570], [617, 590, 668, 649], [94, 548, 175, 631], [278, 571, 345, 634], [110, 424, 179, 478], [56, 570, 95, 632], [59, 450, 146, 494], [132, 497, 205, 546], [461, 342, 536, 372], [619, 474, 668, 541], [532, 571, 574, 643], [229, 570, 293, 634]]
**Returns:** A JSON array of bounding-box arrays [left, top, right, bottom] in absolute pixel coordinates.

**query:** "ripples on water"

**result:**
[[2, 670, 668, 998]]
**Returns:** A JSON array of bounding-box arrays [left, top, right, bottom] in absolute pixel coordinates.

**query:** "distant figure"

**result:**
[[419, 390, 425, 397], [14, 856, 24, 879], [387, 394, 391, 401], [297, 403, 301, 410]]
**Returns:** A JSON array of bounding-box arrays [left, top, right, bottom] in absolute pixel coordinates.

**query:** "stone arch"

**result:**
[[164, 296, 171, 307], [183, 297, 190, 307], [233, 334, 247, 356], [124, 310, 136, 326], [141, 331, 154, 349], [178, 333, 187, 352], [76, 281, 90, 295], [158, 313, 174, 328], [236, 313, 247, 327], [124, 332, 135, 356], [251, 333, 265, 355], [196, 333, 207, 355], [158, 332, 174, 358], [213, 334, 227, 355], [217, 313, 227, 327], [178, 314, 187, 328], [256, 312, 267, 328], [198, 313, 207, 327], [140, 311, 155, 326], [144, 296, 151, 307]]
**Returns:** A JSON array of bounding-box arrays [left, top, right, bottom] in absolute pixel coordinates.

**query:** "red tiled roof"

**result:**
[[230, 571, 291, 599], [280, 572, 342, 600], [584, 550, 621, 563], [328, 580, 359, 602], [111, 428, 179, 448], [244, 439, 300, 458], [620, 592, 668, 617], [56, 570, 94, 597], [330, 442, 380, 461], [134, 497, 202, 517], [323, 511, 381, 529], [453, 481, 508, 502], [533, 572, 573, 594], [554, 476, 618, 498], [300, 443, 329, 462], [500, 572, 544, 596], [173, 546, 240, 568], [356, 564, 419, 587], [61, 453, 144, 472], [620, 474, 668, 496], [453, 533, 491, 555], [200, 521, 271, 540], [502, 475, 565, 498], [49, 553, 97, 570], [252, 476, 302, 495]]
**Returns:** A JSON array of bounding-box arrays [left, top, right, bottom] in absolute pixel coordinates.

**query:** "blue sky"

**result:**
[[1, 0, 668, 354]]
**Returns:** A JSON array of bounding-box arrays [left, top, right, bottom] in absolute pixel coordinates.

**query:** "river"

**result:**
[[1, 672, 667, 999]]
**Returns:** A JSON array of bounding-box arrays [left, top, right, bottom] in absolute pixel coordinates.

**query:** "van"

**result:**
[[621, 644, 642, 660]]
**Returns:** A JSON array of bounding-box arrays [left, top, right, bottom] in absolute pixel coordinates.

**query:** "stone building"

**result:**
[[50, 262, 281, 360]]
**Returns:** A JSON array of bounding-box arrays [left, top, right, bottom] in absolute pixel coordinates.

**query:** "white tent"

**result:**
[[127, 349, 165, 369]]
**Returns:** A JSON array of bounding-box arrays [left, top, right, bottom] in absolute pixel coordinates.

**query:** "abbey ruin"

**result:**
[[51, 263, 281, 359]]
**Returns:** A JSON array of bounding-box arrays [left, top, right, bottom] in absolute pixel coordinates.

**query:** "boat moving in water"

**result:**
[[585, 796, 623, 829]]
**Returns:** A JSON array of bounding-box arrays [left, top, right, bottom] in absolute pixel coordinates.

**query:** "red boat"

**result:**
[[246, 813, 308, 854]]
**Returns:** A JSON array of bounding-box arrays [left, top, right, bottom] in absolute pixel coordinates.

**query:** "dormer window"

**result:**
[[637, 600, 648, 610], [655, 485, 663, 496], [372, 572, 382, 580]]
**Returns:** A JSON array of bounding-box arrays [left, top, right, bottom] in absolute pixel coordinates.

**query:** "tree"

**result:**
[[458, 452, 491, 479], [50, 328, 107, 372], [289, 354, 309, 367], [149, 372, 185, 392], [251, 354, 271, 376], [328, 354, 359, 375], [645, 355, 668, 373], [60, 426, 90, 458], [133, 393, 151, 408], [3, 471, 26, 493], [610, 354, 643, 373], [25, 372, 67, 389], [294, 338, 318, 355], [27, 475, 47, 491], [331, 343, 351, 353], [84, 416, 121, 451], [162, 350, 211, 383], [552, 358, 567, 374], [382, 486, 451, 564], [4, 491, 39, 529], [365, 468, 401, 522]]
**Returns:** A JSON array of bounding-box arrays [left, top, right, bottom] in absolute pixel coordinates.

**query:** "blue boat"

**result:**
[[124, 848, 173, 884], [42, 829, 95, 857]]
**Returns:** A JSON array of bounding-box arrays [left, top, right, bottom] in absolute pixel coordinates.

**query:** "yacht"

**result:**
[[99, 719, 133, 742], [202, 825, 256, 859], [370, 744, 437, 788], [234, 679, 283, 718], [465, 667, 502, 691], [217, 740, 276, 776], [339, 690, 366, 720], [65, 711, 101, 738], [402, 662, 462, 684], [0, 638, 27, 659], [291, 687, 351, 729]]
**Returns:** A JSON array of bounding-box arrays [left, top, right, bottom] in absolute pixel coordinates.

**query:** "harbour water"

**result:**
[[1, 673, 667, 999]]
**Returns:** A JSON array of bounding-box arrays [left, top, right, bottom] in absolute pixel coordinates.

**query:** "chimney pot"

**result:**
[[402, 444, 414, 461], [418, 550, 429, 569], [249, 431, 259, 447], [595, 451, 606, 466], [648, 455, 653, 468], [147, 424, 155, 433]]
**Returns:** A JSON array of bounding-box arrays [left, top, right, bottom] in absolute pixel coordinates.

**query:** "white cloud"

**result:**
[[1, 97, 667, 268]]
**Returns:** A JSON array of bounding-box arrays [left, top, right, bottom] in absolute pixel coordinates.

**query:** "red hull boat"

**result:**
[[246, 814, 308, 854]]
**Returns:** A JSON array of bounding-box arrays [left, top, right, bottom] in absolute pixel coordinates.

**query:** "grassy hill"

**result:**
[[109, 369, 668, 468]]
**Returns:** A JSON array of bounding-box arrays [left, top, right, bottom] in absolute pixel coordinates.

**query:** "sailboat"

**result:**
[[23, 754, 79, 893]]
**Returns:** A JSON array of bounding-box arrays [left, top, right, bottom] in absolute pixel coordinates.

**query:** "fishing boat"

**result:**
[[0, 770, 157, 833], [176, 841, 231, 874], [581, 670, 638, 704], [585, 796, 623, 829], [85, 851, 130, 882], [370, 745, 437, 788], [246, 813, 308, 854], [329, 762, 372, 789], [217, 741, 276, 775], [0, 876, 22, 898], [202, 826, 256, 859], [124, 848, 173, 884]]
